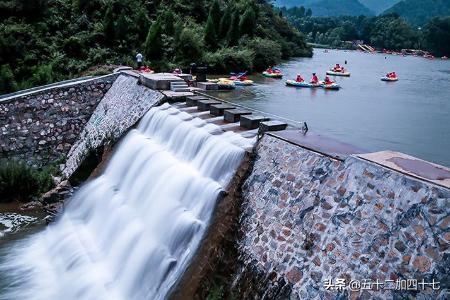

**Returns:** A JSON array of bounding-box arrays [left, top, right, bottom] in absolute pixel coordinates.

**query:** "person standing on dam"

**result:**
[[136, 52, 143, 69]]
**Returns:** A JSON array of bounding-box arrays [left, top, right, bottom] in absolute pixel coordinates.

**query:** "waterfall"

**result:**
[[0, 103, 252, 300]]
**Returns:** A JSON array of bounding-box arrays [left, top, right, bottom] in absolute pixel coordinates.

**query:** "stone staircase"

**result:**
[[170, 81, 190, 92], [176, 95, 288, 133]]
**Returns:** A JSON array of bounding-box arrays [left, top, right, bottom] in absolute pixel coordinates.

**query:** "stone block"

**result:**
[[260, 121, 288, 132], [210, 104, 236, 116], [186, 95, 209, 107], [240, 115, 270, 129], [197, 100, 222, 111], [197, 82, 218, 91], [224, 109, 252, 123], [139, 73, 184, 90]]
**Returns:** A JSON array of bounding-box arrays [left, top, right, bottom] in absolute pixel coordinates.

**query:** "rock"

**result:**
[[315, 223, 326, 232], [286, 266, 302, 284], [394, 241, 406, 252], [412, 256, 431, 273]]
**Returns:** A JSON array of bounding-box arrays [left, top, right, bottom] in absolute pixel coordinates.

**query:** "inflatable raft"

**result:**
[[321, 82, 341, 90], [234, 80, 254, 86], [381, 77, 398, 82], [217, 79, 236, 90], [286, 80, 320, 88], [326, 70, 351, 77], [206, 78, 236, 89], [263, 71, 283, 78]]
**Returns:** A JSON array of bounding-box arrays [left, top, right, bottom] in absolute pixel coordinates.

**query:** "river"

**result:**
[[207, 49, 450, 167]]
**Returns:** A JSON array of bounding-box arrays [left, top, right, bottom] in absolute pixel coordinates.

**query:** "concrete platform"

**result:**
[[224, 109, 252, 123], [260, 121, 288, 132], [175, 74, 193, 81], [357, 151, 450, 189], [161, 91, 195, 103], [139, 73, 185, 90], [270, 130, 366, 161], [240, 115, 270, 129], [186, 95, 209, 107], [210, 104, 236, 116], [197, 99, 222, 111], [198, 82, 218, 90]]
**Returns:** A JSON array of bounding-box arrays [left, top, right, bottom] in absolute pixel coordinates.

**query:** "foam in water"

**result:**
[[0, 103, 252, 300]]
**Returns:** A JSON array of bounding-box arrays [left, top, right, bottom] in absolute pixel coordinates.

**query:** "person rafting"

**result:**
[[266, 66, 273, 74], [296, 74, 304, 82], [387, 72, 397, 78], [333, 64, 342, 72], [311, 73, 319, 84], [324, 76, 333, 85]]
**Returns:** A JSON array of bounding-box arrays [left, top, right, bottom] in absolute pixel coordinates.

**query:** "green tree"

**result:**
[[204, 14, 218, 49], [227, 11, 240, 46], [176, 27, 204, 63], [160, 9, 176, 36], [424, 16, 450, 56], [135, 9, 150, 40], [115, 14, 130, 41], [144, 20, 163, 60], [245, 38, 282, 71], [219, 5, 232, 39], [209, 0, 222, 34], [103, 5, 115, 44], [239, 7, 256, 37], [0, 65, 18, 94]]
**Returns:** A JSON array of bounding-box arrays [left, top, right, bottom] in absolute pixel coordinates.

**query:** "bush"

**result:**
[[175, 25, 205, 64], [203, 47, 253, 73], [0, 64, 18, 94], [0, 160, 54, 203], [31, 64, 54, 86], [244, 37, 282, 71]]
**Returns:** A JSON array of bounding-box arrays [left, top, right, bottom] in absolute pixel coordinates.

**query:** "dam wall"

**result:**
[[61, 74, 164, 179], [234, 133, 450, 299], [0, 74, 118, 167]]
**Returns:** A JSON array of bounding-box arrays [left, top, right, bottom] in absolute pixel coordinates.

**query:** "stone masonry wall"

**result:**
[[0, 75, 117, 167], [61, 74, 165, 179], [237, 134, 450, 299]]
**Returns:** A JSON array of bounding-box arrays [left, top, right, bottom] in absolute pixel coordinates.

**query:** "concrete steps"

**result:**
[[170, 81, 190, 92], [179, 94, 288, 133]]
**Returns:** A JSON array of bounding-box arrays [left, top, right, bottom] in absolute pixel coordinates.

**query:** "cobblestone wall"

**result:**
[[0, 75, 117, 167], [61, 74, 165, 179], [238, 134, 450, 299]]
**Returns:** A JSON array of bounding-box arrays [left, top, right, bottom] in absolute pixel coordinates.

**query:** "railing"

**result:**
[[194, 90, 307, 130]]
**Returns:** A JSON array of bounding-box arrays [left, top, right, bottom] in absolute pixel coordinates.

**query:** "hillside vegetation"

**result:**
[[282, 7, 450, 56], [275, 0, 374, 16], [384, 0, 450, 26], [0, 0, 311, 95]]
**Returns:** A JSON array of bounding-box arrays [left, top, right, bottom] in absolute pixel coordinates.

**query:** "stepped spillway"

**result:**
[[0, 103, 254, 300]]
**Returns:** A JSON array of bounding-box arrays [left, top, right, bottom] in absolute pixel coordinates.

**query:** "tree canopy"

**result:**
[[0, 0, 312, 95]]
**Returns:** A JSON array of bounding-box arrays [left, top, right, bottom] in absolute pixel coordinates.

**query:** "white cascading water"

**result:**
[[0, 103, 253, 300]]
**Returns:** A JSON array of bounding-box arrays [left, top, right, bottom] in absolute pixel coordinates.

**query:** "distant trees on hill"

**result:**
[[0, 0, 312, 95], [281, 7, 450, 56]]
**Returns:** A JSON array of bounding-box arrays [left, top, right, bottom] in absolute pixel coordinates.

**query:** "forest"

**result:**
[[0, 0, 312, 94], [280, 6, 450, 56]]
